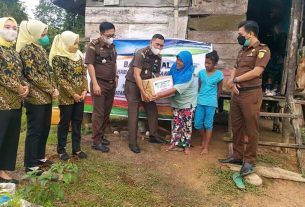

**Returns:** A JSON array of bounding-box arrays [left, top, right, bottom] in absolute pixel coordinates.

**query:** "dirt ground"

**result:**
[[14, 117, 305, 207]]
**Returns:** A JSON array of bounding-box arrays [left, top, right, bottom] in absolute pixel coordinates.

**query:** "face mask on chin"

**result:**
[[151, 46, 161, 55], [0, 29, 18, 42], [68, 45, 78, 53]]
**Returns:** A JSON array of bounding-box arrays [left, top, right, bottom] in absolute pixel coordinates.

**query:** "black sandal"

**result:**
[[73, 151, 87, 159], [59, 152, 70, 161]]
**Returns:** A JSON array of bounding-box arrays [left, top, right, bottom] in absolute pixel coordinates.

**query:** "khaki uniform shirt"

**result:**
[[0, 46, 27, 110], [125, 46, 161, 82], [235, 41, 271, 88], [85, 38, 117, 81], [52, 56, 88, 105]]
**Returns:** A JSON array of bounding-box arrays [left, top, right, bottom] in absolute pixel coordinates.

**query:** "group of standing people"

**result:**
[[0, 17, 270, 184], [0, 17, 88, 183]]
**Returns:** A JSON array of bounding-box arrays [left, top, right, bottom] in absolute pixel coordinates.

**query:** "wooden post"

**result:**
[[285, 0, 304, 174], [174, 0, 179, 38]]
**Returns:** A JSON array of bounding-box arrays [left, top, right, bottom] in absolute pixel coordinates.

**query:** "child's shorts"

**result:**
[[194, 105, 216, 130]]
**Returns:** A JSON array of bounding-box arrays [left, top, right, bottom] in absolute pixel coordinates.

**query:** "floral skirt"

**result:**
[[171, 108, 195, 148]]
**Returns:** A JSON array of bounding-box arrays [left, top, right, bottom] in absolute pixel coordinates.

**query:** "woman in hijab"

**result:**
[[16, 19, 58, 174], [155, 51, 197, 155], [49, 31, 88, 161], [0, 17, 29, 183]]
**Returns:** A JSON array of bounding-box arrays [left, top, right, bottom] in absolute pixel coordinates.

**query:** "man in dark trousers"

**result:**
[[219, 21, 271, 176], [85, 22, 118, 153], [124, 34, 167, 153]]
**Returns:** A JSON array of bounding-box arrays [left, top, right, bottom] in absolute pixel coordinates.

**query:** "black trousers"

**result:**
[[0, 109, 22, 171], [24, 103, 52, 168], [57, 102, 84, 154]]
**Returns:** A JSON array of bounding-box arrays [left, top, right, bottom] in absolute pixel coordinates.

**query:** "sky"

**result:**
[[21, 0, 40, 19]]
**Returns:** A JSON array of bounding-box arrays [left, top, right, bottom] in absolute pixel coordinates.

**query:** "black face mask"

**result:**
[[237, 34, 246, 46]]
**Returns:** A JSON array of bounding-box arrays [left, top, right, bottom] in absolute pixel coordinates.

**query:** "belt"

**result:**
[[238, 85, 261, 92], [96, 77, 115, 84]]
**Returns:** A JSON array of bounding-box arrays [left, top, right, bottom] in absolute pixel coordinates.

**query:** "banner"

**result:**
[[84, 39, 213, 120]]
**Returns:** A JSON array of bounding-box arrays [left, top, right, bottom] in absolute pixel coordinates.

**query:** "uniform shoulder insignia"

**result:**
[[258, 50, 266, 59], [141, 52, 145, 59], [90, 39, 99, 46]]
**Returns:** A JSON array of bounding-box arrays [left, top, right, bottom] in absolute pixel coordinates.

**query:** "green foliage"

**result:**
[[19, 162, 79, 206], [0, 0, 28, 23], [34, 0, 85, 52]]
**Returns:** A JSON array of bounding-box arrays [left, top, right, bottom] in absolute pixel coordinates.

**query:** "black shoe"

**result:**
[[38, 159, 54, 166], [101, 138, 110, 145], [218, 157, 243, 165], [25, 167, 44, 176], [92, 143, 110, 153], [240, 162, 255, 176], [129, 144, 141, 153], [59, 152, 70, 161], [0, 177, 19, 184], [73, 151, 87, 159], [149, 135, 167, 144]]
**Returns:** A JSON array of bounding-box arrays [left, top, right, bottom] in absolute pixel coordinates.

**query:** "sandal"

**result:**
[[59, 152, 69, 161], [73, 151, 87, 159]]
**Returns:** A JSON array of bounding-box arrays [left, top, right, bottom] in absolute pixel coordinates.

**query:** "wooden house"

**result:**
[[53, 0, 305, 172]]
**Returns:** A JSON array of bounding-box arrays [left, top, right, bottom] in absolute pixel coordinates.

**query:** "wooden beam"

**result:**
[[259, 112, 302, 118], [188, 31, 238, 44], [188, 15, 246, 31], [86, 0, 190, 7], [213, 44, 241, 60], [258, 141, 305, 149], [189, 0, 248, 15]]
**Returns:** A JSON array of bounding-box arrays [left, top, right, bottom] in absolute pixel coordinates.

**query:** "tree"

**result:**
[[34, 0, 85, 52], [0, 0, 28, 23]]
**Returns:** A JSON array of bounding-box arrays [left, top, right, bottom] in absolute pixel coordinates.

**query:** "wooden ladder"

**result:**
[[223, 94, 305, 174]]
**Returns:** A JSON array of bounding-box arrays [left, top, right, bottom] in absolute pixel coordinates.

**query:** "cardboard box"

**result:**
[[141, 76, 174, 101]]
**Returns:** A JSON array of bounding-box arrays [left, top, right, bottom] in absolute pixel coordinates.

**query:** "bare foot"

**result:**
[[0, 170, 12, 180], [184, 147, 191, 155], [166, 144, 176, 151], [200, 148, 208, 155]]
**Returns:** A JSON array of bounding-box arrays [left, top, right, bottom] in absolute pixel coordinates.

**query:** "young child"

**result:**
[[194, 50, 224, 154]]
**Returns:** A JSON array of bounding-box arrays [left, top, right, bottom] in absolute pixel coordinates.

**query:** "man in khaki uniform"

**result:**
[[219, 20, 271, 176], [124, 34, 167, 153], [85, 22, 118, 153]]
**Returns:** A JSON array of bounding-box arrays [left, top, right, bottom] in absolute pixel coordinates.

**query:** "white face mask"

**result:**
[[0, 29, 18, 42], [151, 46, 161, 55], [105, 37, 114, 45]]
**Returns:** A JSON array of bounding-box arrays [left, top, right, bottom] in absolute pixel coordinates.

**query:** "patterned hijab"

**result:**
[[169, 50, 194, 85], [0, 17, 18, 48], [49, 31, 82, 66], [16, 19, 48, 52]]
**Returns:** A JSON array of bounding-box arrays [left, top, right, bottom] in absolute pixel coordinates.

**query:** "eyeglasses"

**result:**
[[103, 33, 116, 38]]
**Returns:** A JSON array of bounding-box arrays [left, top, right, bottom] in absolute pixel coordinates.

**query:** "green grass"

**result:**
[[198, 165, 264, 198]]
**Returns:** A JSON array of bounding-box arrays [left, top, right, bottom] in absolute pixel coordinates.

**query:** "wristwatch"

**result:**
[[233, 77, 238, 84]]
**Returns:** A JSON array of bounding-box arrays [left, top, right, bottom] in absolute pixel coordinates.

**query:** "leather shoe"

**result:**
[[129, 144, 141, 153], [218, 157, 243, 165], [149, 135, 167, 144], [101, 138, 110, 145], [91, 143, 109, 153], [0, 177, 19, 184], [240, 162, 255, 176]]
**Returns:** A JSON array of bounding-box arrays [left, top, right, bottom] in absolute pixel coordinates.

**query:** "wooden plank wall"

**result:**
[[85, 0, 189, 40], [187, 0, 248, 69]]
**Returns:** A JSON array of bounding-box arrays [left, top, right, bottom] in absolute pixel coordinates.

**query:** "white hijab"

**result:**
[[16, 19, 48, 52], [49, 31, 82, 66]]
